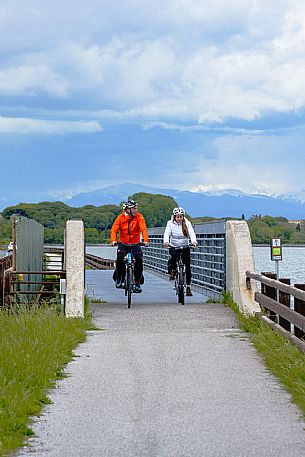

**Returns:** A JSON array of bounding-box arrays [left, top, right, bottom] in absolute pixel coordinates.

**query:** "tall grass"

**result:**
[[0, 304, 92, 455], [222, 292, 305, 418]]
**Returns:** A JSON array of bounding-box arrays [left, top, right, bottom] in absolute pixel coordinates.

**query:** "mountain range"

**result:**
[[64, 183, 305, 219]]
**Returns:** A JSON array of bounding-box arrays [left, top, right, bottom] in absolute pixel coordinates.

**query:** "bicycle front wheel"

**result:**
[[178, 266, 185, 305], [126, 266, 133, 309], [178, 285, 184, 305]]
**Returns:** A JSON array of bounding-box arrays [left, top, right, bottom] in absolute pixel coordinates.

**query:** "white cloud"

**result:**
[[48, 179, 110, 200], [61, 39, 177, 103], [188, 131, 305, 195], [1, 1, 305, 123], [1, 1, 305, 199], [143, 120, 266, 134], [0, 64, 70, 97], [0, 117, 102, 134]]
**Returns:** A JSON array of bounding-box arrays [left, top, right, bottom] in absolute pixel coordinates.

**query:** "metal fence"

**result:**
[[144, 221, 226, 298]]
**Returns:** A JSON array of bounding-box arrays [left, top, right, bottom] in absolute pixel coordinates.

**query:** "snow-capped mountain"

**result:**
[[2, 183, 305, 219], [278, 190, 305, 204], [64, 183, 305, 219]]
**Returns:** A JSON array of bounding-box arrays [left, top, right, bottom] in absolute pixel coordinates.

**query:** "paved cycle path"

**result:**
[[85, 269, 208, 304], [17, 270, 305, 456]]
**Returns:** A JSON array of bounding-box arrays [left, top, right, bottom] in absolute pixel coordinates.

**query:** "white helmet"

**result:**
[[172, 207, 185, 216]]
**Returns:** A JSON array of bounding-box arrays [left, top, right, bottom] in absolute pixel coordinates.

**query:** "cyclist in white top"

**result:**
[[163, 207, 197, 296]]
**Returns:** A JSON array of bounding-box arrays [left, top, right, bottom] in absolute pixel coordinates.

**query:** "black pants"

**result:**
[[168, 246, 191, 285], [115, 243, 143, 283]]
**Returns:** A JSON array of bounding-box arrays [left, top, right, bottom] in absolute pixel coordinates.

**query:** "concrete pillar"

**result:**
[[226, 220, 260, 315], [65, 220, 84, 318]]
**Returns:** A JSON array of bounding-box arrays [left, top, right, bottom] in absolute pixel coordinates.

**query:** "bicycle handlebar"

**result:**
[[112, 241, 147, 247], [167, 243, 197, 249]]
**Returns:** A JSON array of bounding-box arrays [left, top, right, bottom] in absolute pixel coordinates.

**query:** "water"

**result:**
[[253, 246, 305, 285], [86, 245, 117, 260]]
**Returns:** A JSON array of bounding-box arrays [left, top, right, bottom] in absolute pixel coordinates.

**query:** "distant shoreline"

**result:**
[[253, 244, 305, 247], [2, 243, 305, 250]]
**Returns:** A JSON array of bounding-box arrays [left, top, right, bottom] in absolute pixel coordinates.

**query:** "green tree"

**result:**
[[129, 192, 178, 227], [84, 228, 99, 243]]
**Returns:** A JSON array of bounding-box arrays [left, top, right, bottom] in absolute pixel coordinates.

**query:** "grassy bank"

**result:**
[[223, 292, 305, 418], [0, 304, 92, 456]]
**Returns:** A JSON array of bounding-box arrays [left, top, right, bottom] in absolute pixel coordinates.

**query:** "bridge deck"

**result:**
[[17, 270, 305, 456], [85, 269, 208, 304]]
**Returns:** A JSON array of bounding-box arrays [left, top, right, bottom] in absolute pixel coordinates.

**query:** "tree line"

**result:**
[[0, 193, 178, 244], [0, 193, 304, 244]]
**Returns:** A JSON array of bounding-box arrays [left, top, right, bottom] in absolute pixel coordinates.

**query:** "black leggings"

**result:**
[[116, 243, 143, 283], [168, 246, 191, 285]]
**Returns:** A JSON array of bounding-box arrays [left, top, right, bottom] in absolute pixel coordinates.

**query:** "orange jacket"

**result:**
[[110, 211, 149, 244]]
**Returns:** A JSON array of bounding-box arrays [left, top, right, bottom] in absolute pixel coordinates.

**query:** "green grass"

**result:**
[[0, 304, 92, 455], [222, 292, 305, 418], [205, 297, 220, 303], [89, 297, 107, 304]]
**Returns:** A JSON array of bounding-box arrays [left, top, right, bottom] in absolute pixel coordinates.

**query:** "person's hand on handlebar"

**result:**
[[111, 241, 117, 246], [191, 242, 198, 247], [164, 242, 169, 247], [144, 241, 149, 247]]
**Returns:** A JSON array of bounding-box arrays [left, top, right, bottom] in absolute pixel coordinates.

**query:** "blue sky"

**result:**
[[1, 0, 305, 208]]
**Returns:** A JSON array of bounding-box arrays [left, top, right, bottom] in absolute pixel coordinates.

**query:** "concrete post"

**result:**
[[226, 220, 260, 315], [65, 220, 84, 318]]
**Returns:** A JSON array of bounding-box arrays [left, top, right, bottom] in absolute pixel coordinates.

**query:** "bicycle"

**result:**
[[172, 247, 187, 305], [114, 242, 145, 309], [168, 244, 196, 305]]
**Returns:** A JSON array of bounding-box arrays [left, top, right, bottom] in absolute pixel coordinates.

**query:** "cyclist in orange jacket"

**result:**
[[110, 200, 149, 293]]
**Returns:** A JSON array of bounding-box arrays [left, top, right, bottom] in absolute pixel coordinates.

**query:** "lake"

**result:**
[[253, 246, 305, 285]]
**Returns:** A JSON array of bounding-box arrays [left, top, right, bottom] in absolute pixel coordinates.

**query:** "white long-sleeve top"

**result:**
[[163, 217, 197, 248]]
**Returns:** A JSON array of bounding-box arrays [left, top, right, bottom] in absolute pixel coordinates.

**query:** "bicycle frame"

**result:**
[[114, 242, 145, 309], [124, 250, 135, 309]]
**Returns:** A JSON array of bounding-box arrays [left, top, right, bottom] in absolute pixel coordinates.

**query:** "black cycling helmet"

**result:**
[[123, 199, 138, 210]]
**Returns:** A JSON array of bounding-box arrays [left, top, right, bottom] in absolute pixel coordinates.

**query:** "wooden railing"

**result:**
[[246, 271, 305, 351], [43, 246, 115, 270], [85, 253, 115, 270]]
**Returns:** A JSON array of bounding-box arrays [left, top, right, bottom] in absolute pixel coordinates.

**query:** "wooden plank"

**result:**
[[279, 278, 291, 331], [294, 284, 305, 339], [246, 271, 305, 301], [254, 292, 305, 331], [261, 272, 276, 320]]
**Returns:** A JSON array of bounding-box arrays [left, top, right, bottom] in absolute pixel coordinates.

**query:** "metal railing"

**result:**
[[41, 222, 226, 298], [1, 220, 67, 307], [0, 255, 13, 307], [144, 221, 226, 298], [7, 270, 66, 306]]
